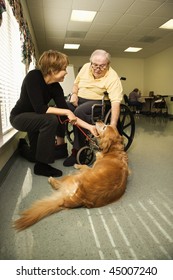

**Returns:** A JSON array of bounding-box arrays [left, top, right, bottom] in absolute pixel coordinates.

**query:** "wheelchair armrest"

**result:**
[[91, 103, 105, 124], [91, 92, 110, 124]]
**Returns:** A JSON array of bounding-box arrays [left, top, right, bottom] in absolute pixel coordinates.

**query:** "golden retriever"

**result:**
[[14, 121, 129, 230]]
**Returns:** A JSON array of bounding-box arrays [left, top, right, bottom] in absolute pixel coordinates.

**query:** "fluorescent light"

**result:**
[[64, 44, 80, 49], [124, 47, 142, 53], [70, 10, 96, 22], [159, 19, 173, 29]]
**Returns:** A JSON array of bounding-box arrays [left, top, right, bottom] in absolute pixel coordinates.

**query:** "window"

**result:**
[[0, 0, 25, 137]]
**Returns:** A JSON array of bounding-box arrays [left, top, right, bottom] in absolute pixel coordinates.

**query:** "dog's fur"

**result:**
[[14, 121, 129, 231]]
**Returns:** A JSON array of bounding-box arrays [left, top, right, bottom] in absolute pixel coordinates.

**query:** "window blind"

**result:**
[[0, 0, 25, 136]]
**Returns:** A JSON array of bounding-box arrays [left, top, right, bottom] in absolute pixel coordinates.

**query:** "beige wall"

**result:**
[[144, 46, 173, 114], [144, 46, 173, 94], [0, 132, 26, 171]]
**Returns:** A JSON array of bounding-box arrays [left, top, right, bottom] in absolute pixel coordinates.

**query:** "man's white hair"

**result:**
[[90, 49, 111, 63]]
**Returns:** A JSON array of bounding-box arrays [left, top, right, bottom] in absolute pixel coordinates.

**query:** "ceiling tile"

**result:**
[[126, 0, 162, 16], [26, 0, 173, 58]]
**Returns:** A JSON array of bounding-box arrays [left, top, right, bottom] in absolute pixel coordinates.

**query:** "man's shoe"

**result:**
[[63, 152, 77, 167], [55, 143, 68, 159]]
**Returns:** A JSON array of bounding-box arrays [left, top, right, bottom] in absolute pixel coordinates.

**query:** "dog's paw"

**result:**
[[74, 164, 80, 169], [74, 164, 89, 170], [48, 176, 53, 183], [96, 151, 103, 159]]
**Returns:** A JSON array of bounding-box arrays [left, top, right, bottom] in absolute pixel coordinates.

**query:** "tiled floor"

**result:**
[[0, 115, 173, 260]]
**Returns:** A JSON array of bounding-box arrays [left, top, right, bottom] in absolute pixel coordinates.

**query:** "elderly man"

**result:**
[[63, 49, 123, 166]]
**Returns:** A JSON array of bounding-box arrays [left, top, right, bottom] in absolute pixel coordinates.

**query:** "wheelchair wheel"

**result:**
[[104, 103, 135, 151], [65, 122, 74, 145], [76, 146, 95, 165]]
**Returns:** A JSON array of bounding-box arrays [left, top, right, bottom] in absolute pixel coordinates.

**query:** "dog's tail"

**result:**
[[13, 194, 65, 231]]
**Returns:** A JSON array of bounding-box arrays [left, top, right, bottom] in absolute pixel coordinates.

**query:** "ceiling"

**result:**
[[26, 0, 173, 59]]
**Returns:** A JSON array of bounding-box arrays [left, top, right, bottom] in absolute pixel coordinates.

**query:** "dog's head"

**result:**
[[96, 121, 124, 153]]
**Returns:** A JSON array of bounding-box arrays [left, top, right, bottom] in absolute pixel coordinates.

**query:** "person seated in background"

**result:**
[[149, 91, 154, 97], [129, 88, 143, 113], [10, 50, 98, 177], [63, 49, 123, 167]]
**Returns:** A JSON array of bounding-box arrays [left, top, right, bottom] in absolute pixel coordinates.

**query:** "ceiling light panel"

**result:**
[[124, 47, 142, 52], [70, 10, 97, 22], [64, 44, 80, 49], [159, 19, 173, 30]]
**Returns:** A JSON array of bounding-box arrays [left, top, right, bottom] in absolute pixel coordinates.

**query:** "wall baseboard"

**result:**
[[0, 151, 18, 187]]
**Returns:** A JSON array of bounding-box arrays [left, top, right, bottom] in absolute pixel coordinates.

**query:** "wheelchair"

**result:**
[[151, 95, 168, 117], [65, 94, 135, 165]]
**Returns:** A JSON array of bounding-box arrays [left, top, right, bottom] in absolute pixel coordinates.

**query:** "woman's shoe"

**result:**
[[18, 138, 36, 162], [34, 163, 62, 177], [18, 138, 28, 150]]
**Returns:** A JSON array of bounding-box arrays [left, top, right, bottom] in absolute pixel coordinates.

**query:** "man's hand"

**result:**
[[70, 93, 78, 107], [89, 125, 99, 137]]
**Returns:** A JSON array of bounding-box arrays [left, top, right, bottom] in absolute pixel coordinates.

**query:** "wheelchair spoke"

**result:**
[[65, 123, 74, 145], [77, 146, 95, 165]]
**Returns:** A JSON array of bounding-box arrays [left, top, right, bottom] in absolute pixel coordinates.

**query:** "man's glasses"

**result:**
[[91, 63, 108, 70]]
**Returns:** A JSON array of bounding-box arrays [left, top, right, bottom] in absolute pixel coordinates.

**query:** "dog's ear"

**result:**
[[99, 126, 124, 153], [99, 137, 112, 153], [113, 128, 125, 150], [99, 126, 116, 153]]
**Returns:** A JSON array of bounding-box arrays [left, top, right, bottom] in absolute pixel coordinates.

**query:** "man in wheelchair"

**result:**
[[63, 49, 123, 167]]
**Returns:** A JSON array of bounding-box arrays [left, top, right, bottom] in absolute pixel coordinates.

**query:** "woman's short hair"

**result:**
[[90, 49, 111, 64], [38, 50, 69, 76]]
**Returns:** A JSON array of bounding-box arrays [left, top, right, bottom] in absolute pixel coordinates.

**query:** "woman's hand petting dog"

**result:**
[[14, 121, 129, 231]]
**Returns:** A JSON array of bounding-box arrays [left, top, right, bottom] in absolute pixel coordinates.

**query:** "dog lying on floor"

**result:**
[[14, 121, 129, 231]]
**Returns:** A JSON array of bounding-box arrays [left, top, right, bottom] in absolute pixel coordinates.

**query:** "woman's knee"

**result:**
[[45, 114, 58, 128]]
